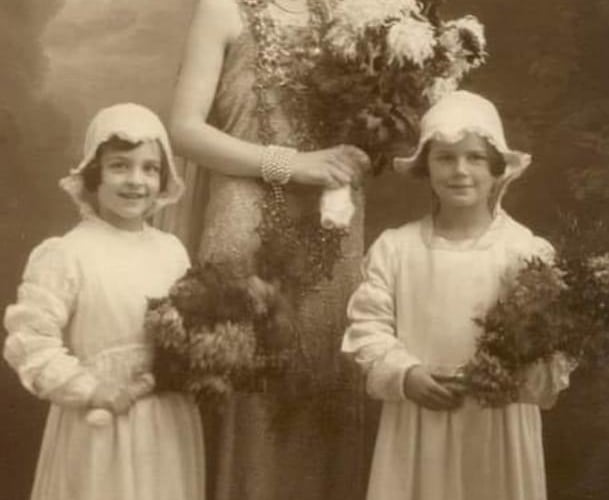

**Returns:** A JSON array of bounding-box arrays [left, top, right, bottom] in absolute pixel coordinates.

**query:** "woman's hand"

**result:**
[[291, 145, 370, 190], [403, 366, 465, 411], [89, 380, 133, 415]]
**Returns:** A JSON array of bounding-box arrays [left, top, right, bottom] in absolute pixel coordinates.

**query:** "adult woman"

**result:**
[[164, 1, 371, 499]]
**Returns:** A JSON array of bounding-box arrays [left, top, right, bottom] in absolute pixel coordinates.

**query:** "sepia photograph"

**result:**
[[1, 1, 609, 499]]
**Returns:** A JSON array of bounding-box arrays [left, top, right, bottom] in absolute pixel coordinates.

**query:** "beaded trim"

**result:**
[[238, 0, 362, 432], [240, 0, 337, 242], [242, 0, 326, 147]]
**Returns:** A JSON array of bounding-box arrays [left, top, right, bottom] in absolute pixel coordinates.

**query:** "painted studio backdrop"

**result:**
[[2, 1, 609, 499]]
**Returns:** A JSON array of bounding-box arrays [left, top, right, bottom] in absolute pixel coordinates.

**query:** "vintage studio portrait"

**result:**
[[1, 1, 609, 499]]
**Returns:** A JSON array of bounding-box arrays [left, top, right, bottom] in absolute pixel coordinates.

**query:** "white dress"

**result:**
[[342, 211, 563, 500], [4, 217, 205, 500]]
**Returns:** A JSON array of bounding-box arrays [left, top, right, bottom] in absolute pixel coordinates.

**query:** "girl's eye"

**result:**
[[107, 161, 127, 170], [143, 163, 162, 175], [468, 152, 488, 162], [433, 153, 453, 163]]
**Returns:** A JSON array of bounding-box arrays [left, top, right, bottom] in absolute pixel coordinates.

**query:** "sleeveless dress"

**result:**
[[168, 1, 369, 499]]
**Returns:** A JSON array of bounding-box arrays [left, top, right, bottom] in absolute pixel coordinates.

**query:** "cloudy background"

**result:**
[[0, 2, 196, 497]]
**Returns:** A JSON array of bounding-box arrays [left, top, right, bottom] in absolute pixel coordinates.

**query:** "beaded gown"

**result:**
[[160, 1, 369, 499]]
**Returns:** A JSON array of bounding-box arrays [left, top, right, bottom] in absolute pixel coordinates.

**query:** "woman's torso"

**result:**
[[199, 0, 363, 277]]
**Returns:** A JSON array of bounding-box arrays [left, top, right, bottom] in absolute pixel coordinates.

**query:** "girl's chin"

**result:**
[[98, 207, 151, 229], [441, 197, 478, 207]]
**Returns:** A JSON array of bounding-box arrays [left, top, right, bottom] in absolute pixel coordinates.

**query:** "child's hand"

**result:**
[[403, 366, 464, 411], [89, 381, 133, 415]]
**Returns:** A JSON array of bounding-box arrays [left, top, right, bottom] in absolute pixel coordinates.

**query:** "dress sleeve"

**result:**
[[3, 238, 99, 408], [519, 353, 577, 409], [342, 230, 420, 401], [531, 236, 555, 263]]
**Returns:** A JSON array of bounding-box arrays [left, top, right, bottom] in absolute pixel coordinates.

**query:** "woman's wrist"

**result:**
[[260, 145, 297, 185]]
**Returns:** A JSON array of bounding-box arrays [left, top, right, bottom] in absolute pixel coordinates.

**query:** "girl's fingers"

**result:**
[[426, 392, 453, 410], [422, 391, 458, 411], [429, 383, 461, 407], [111, 389, 133, 414], [442, 380, 468, 397], [424, 397, 447, 411]]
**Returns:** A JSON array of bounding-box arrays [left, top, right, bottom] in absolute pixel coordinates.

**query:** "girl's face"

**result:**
[[96, 140, 162, 231], [428, 133, 497, 212]]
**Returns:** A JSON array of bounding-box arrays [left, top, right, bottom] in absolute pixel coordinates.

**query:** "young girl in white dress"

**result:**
[[3, 103, 205, 500], [342, 91, 573, 500]]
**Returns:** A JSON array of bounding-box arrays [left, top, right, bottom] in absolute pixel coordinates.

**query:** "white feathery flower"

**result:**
[[438, 26, 462, 55], [447, 57, 472, 81], [437, 15, 487, 80], [441, 15, 487, 66], [452, 15, 487, 53], [588, 254, 609, 288], [331, 0, 421, 36], [326, 24, 359, 60], [423, 77, 458, 104], [386, 17, 436, 68]]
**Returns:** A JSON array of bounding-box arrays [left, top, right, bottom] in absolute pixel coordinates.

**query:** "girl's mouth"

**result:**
[[119, 192, 147, 200]]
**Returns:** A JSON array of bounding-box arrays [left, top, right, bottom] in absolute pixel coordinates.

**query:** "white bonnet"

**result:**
[[59, 103, 184, 217], [393, 90, 531, 212], [394, 90, 530, 176]]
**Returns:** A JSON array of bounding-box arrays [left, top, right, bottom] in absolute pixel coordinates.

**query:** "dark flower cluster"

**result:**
[[463, 253, 609, 407], [145, 263, 296, 405], [256, 192, 346, 293]]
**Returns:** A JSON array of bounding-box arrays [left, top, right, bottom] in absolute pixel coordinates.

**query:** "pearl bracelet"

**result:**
[[260, 145, 297, 185]]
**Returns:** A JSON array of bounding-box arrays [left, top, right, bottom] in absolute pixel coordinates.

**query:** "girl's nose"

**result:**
[[453, 156, 469, 175], [126, 166, 145, 184]]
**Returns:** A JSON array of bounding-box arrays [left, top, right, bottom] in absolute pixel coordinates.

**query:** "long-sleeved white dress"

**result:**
[[342, 212, 568, 500], [4, 217, 205, 500]]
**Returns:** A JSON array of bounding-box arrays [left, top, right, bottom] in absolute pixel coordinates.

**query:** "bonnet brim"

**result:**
[[59, 103, 184, 218]]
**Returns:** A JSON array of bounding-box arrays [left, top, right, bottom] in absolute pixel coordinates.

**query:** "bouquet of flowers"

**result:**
[[458, 251, 609, 407], [288, 0, 487, 229], [144, 263, 296, 405], [291, 0, 487, 170]]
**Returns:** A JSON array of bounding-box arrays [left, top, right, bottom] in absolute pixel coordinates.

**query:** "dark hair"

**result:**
[[411, 136, 507, 178], [81, 135, 169, 192]]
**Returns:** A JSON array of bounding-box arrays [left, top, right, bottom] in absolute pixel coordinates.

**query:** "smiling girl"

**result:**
[[3, 103, 205, 500], [342, 91, 572, 500]]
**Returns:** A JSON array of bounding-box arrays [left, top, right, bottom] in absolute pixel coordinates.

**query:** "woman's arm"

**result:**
[[170, 0, 370, 187], [170, 0, 258, 176]]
